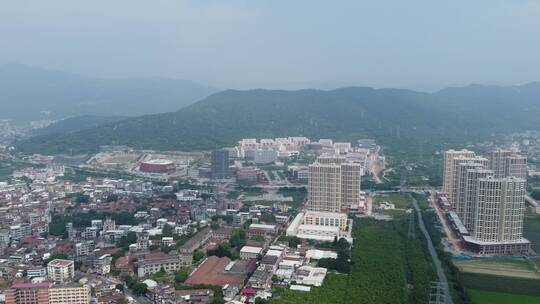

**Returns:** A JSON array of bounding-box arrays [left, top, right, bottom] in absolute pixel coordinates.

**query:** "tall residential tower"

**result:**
[[308, 155, 361, 212], [441, 148, 530, 254]]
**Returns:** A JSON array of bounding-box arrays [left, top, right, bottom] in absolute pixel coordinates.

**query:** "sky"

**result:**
[[1, 0, 539, 90]]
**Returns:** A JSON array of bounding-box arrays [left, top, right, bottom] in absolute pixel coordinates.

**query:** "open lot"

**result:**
[[373, 193, 411, 209], [455, 259, 540, 279], [468, 289, 540, 304]]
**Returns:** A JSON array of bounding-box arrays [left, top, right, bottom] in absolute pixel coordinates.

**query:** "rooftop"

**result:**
[[185, 256, 254, 287], [11, 282, 51, 289], [142, 159, 173, 165], [249, 223, 276, 230], [48, 259, 74, 267]]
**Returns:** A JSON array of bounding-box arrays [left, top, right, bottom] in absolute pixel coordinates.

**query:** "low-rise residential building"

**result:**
[[247, 224, 277, 238], [93, 254, 112, 275], [5, 283, 89, 304], [137, 254, 182, 278], [239, 246, 263, 259], [26, 267, 47, 278], [49, 285, 90, 304], [5, 282, 51, 304], [47, 259, 74, 284]]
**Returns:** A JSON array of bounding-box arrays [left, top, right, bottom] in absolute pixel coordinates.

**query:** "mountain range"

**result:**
[[0, 64, 217, 121], [14, 82, 540, 155]]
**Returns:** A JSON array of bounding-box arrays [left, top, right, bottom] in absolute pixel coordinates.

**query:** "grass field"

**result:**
[[524, 210, 540, 252], [455, 259, 540, 279], [460, 272, 540, 296], [468, 289, 540, 304], [374, 193, 412, 209]]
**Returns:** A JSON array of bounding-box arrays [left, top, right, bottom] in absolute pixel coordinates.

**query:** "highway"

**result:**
[[411, 195, 453, 304]]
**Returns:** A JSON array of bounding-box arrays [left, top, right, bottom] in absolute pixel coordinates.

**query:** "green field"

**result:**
[[455, 259, 540, 279], [374, 193, 412, 209], [270, 273, 348, 304], [272, 218, 436, 304], [468, 289, 540, 304], [524, 210, 540, 252], [459, 272, 540, 296]]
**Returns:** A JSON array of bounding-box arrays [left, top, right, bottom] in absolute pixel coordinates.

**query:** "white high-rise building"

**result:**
[[442, 149, 530, 254], [442, 149, 476, 203], [449, 155, 488, 208], [47, 259, 75, 284], [455, 163, 492, 231], [472, 177, 526, 243], [308, 155, 361, 212], [489, 149, 527, 179]]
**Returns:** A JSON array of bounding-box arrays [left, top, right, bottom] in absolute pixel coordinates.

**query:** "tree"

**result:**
[[158, 266, 166, 275], [288, 236, 301, 248], [193, 250, 205, 263], [117, 232, 137, 251], [174, 269, 188, 283], [106, 194, 119, 202], [115, 284, 124, 291], [255, 297, 268, 304], [74, 261, 82, 270], [211, 222, 220, 230], [133, 282, 148, 296], [162, 224, 174, 237], [230, 228, 246, 249], [208, 242, 232, 258], [199, 193, 211, 200], [75, 194, 90, 204]]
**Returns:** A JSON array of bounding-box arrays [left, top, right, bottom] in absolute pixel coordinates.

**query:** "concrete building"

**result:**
[[254, 149, 278, 164], [286, 211, 352, 242], [26, 268, 47, 278], [75, 241, 94, 257], [137, 254, 182, 278], [9, 224, 31, 241], [5, 283, 89, 304], [211, 149, 229, 179], [442, 149, 476, 202], [461, 176, 530, 254], [472, 177, 527, 243], [457, 167, 492, 232], [442, 149, 530, 254], [489, 149, 527, 179], [49, 285, 90, 304], [93, 254, 112, 275], [239, 246, 263, 259], [47, 259, 74, 284], [308, 155, 361, 212], [5, 282, 51, 304]]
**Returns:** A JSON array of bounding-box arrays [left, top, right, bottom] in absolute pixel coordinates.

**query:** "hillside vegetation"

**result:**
[[15, 83, 540, 155]]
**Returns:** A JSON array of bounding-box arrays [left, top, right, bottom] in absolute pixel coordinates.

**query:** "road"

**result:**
[[411, 196, 453, 304], [429, 194, 462, 252]]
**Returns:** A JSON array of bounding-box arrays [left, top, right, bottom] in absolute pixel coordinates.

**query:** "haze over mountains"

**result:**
[[0, 64, 217, 121], [15, 82, 540, 155]]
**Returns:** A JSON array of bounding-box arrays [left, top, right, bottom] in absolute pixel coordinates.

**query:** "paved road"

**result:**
[[411, 196, 454, 304]]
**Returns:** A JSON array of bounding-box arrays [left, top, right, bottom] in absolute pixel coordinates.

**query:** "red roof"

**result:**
[[12, 282, 51, 289], [185, 256, 246, 287], [241, 288, 257, 295]]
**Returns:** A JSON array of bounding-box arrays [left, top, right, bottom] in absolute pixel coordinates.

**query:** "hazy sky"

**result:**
[[1, 0, 539, 90]]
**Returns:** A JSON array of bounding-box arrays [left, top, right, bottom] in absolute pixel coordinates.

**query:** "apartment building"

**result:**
[[47, 259, 74, 284], [308, 155, 361, 212]]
